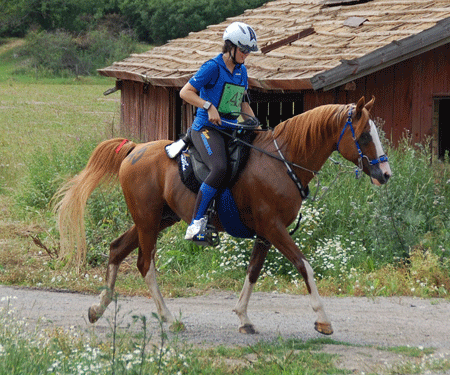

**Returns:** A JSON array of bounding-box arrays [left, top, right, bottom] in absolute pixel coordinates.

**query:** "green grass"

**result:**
[[379, 345, 435, 358], [0, 79, 119, 186], [1, 38, 450, 300]]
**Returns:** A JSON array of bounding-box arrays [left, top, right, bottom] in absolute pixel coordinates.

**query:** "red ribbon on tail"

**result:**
[[115, 139, 128, 154]]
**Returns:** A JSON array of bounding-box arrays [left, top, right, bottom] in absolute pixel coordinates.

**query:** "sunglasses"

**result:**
[[238, 47, 251, 54]]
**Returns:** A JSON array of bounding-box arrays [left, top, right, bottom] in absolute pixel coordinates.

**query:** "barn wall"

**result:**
[[303, 43, 450, 146], [118, 44, 449, 146], [120, 81, 176, 141], [120, 80, 141, 139]]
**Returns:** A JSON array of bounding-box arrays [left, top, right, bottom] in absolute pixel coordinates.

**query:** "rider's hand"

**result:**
[[207, 106, 221, 125]]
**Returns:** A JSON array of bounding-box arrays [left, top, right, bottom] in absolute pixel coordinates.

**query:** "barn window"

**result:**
[[248, 90, 304, 128], [434, 97, 450, 159]]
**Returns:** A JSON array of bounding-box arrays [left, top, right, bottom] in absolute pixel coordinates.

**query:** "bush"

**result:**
[[0, 0, 30, 37], [1, 0, 268, 44], [0, 0, 121, 37], [298, 134, 450, 273], [14, 141, 99, 211], [17, 28, 138, 77], [139, 0, 268, 44]]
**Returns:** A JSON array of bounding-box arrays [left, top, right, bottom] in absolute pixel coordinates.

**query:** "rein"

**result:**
[[271, 135, 311, 199], [220, 118, 319, 177], [217, 120, 316, 200]]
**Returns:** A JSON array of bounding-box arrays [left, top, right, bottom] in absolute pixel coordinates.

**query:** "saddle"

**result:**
[[177, 128, 256, 194]]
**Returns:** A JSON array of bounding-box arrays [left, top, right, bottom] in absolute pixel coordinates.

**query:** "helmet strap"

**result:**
[[232, 46, 241, 67]]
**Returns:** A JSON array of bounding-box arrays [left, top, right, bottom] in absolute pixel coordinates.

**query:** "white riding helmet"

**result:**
[[223, 22, 258, 52]]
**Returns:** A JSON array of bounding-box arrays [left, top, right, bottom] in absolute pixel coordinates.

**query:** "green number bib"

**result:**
[[217, 83, 246, 116]]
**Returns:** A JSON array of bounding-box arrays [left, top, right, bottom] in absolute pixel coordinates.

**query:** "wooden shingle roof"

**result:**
[[98, 0, 450, 91]]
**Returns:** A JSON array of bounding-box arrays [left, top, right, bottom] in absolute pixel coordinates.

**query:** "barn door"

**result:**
[[248, 90, 303, 128], [433, 97, 450, 159]]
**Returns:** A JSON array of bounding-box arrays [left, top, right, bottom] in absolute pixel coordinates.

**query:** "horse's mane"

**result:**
[[272, 104, 351, 158]]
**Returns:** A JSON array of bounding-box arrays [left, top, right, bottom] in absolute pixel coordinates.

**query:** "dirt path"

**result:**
[[1, 285, 449, 373]]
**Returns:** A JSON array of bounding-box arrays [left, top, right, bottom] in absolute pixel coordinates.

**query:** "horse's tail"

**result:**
[[53, 138, 136, 270]]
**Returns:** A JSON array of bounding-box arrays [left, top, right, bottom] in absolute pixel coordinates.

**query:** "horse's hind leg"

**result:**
[[89, 225, 139, 323], [143, 255, 177, 326], [136, 211, 180, 328], [88, 211, 179, 324], [233, 236, 271, 334]]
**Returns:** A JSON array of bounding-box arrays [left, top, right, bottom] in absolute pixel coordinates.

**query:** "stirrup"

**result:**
[[192, 223, 220, 247], [192, 202, 220, 247]]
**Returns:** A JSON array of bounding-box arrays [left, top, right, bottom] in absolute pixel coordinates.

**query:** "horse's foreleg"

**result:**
[[268, 226, 333, 335], [89, 225, 139, 323], [302, 260, 333, 334], [233, 237, 271, 334]]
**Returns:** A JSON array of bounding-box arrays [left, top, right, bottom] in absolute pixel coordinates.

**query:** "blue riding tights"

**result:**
[[190, 127, 228, 222], [192, 183, 217, 221]]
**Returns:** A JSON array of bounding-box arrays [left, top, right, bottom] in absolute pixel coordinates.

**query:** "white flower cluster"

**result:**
[[0, 297, 190, 374], [308, 235, 362, 279]]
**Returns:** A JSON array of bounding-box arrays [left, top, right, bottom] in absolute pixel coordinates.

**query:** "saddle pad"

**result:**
[[216, 187, 255, 238]]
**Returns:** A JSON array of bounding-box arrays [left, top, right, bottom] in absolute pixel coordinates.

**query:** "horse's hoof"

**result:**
[[314, 321, 333, 335], [88, 307, 100, 324], [170, 321, 186, 332], [239, 324, 258, 334]]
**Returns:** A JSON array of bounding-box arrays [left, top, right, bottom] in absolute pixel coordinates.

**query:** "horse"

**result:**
[[54, 96, 391, 336]]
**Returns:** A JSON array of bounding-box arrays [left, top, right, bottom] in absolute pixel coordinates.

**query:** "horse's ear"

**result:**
[[355, 96, 365, 120], [365, 96, 375, 112]]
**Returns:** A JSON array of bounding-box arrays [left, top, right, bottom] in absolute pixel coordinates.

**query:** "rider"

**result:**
[[180, 21, 258, 241]]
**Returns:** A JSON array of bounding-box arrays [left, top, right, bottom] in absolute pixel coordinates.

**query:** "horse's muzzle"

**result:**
[[368, 159, 392, 185]]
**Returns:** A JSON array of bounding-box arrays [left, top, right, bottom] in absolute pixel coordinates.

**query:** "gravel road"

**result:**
[[1, 285, 449, 373]]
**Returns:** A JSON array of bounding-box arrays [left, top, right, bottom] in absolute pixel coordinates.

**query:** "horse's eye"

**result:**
[[359, 132, 372, 146]]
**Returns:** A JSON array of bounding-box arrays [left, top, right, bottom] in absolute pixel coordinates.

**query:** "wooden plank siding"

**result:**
[[120, 81, 176, 141], [120, 80, 141, 139], [302, 43, 450, 146]]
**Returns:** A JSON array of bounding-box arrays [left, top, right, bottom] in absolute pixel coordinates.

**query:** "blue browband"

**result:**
[[336, 106, 389, 166]]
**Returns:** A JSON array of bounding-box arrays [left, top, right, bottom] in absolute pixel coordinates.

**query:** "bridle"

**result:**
[[336, 106, 389, 176]]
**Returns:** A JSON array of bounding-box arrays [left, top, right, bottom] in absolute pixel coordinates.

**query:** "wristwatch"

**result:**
[[203, 101, 212, 111]]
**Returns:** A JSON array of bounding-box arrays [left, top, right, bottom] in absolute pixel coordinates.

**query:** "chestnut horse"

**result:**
[[55, 96, 391, 335]]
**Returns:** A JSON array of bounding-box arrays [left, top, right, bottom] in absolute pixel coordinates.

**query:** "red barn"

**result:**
[[99, 0, 450, 157]]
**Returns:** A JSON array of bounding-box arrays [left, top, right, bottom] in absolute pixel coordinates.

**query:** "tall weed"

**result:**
[[13, 137, 134, 267], [14, 141, 97, 211]]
